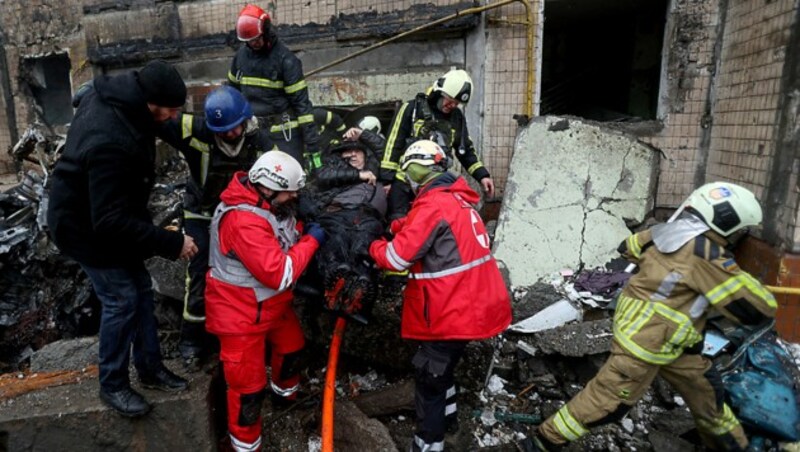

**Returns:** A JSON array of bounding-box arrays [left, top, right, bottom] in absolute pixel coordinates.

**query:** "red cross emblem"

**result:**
[[274, 164, 283, 172]]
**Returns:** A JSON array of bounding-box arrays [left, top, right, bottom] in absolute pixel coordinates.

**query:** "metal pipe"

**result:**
[[766, 285, 800, 295], [306, 0, 535, 117]]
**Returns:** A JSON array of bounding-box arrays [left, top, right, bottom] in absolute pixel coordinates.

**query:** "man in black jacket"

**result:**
[[229, 4, 320, 172], [159, 85, 272, 371], [47, 60, 198, 417]]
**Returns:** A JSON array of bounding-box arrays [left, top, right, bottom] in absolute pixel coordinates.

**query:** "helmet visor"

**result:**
[[237, 15, 263, 41]]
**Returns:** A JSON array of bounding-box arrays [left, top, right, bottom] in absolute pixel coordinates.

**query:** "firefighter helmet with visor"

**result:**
[[432, 69, 473, 104], [236, 4, 270, 42], [679, 182, 762, 236]]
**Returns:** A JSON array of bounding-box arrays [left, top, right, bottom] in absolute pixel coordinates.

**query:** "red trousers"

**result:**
[[217, 309, 305, 449]]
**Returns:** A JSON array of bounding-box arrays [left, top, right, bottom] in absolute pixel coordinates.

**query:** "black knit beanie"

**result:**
[[137, 60, 187, 108]]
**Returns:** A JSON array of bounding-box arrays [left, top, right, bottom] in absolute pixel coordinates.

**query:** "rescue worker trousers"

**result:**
[[538, 342, 748, 451], [411, 341, 467, 452], [216, 309, 305, 451], [179, 218, 211, 360]]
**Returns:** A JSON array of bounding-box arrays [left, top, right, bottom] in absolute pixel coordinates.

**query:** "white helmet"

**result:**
[[248, 151, 306, 191], [358, 116, 381, 135], [432, 69, 473, 104], [401, 140, 447, 172], [679, 182, 762, 236]]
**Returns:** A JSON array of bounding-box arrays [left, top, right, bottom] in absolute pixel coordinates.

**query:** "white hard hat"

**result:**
[[248, 151, 306, 191], [358, 116, 381, 135], [401, 140, 447, 172], [432, 69, 473, 104], [680, 182, 762, 236]]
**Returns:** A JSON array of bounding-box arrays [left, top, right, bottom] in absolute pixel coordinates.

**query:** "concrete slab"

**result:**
[[494, 116, 659, 288], [0, 361, 216, 451]]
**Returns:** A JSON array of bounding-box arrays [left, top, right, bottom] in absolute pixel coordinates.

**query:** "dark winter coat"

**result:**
[[47, 72, 184, 267], [228, 37, 319, 153]]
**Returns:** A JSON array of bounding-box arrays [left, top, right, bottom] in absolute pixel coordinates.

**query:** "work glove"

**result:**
[[305, 222, 327, 246]]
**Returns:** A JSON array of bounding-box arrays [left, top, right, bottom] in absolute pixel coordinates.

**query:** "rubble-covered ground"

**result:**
[[3, 130, 800, 451]]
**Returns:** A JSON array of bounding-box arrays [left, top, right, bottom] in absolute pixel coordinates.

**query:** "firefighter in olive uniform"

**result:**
[[159, 86, 271, 371], [229, 4, 321, 172], [535, 182, 777, 451], [380, 69, 495, 220]]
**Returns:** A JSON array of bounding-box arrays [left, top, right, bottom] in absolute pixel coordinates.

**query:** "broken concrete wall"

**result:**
[[493, 116, 659, 288]]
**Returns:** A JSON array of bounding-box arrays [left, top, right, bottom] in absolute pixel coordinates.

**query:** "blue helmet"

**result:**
[[204, 86, 253, 133]]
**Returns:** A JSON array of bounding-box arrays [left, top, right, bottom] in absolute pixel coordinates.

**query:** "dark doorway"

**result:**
[[541, 0, 668, 121], [24, 53, 73, 126]]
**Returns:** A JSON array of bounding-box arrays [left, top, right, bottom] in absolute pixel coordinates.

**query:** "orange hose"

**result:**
[[322, 316, 347, 452]]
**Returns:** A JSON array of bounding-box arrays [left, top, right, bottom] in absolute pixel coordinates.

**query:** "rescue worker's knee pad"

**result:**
[[238, 389, 266, 426]]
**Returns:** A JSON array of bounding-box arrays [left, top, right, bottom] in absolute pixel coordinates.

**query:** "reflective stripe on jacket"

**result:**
[[614, 226, 777, 365], [205, 172, 319, 336], [369, 174, 510, 340]]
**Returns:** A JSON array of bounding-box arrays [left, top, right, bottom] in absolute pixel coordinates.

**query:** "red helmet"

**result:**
[[236, 4, 270, 41]]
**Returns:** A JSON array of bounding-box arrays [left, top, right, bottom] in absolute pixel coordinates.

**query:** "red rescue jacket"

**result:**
[[205, 172, 319, 336], [369, 174, 511, 340]]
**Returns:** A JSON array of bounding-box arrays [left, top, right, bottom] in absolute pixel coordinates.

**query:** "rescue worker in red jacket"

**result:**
[[369, 140, 512, 452], [229, 4, 321, 172], [159, 85, 272, 372], [534, 182, 777, 451], [205, 151, 326, 452]]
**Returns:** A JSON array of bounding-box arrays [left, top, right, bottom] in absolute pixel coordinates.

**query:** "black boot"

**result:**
[[99, 387, 152, 417], [139, 366, 189, 392]]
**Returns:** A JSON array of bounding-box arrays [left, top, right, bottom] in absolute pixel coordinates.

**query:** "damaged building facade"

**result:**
[[0, 0, 797, 333], [0, 1, 799, 450], [0, 0, 800, 328], [2, 0, 796, 337]]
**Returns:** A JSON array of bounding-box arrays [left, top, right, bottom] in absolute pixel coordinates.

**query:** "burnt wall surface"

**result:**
[[0, 0, 539, 198]]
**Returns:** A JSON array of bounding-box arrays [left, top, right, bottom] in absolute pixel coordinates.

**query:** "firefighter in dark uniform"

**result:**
[[381, 69, 495, 220], [159, 85, 272, 371], [534, 182, 777, 451], [229, 4, 321, 172], [313, 107, 346, 156]]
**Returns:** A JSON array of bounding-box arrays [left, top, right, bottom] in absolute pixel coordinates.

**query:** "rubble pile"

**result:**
[[0, 129, 96, 372], [0, 133, 190, 372]]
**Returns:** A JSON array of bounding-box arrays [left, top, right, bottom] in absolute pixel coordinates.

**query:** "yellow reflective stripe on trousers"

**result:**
[[239, 76, 284, 89], [553, 405, 588, 441], [183, 210, 212, 221], [297, 114, 313, 125], [697, 404, 740, 436], [467, 162, 484, 174], [284, 79, 307, 94], [181, 114, 193, 139], [227, 71, 237, 83], [613, 295, 699, 365], [706, 274, 776, 308]]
